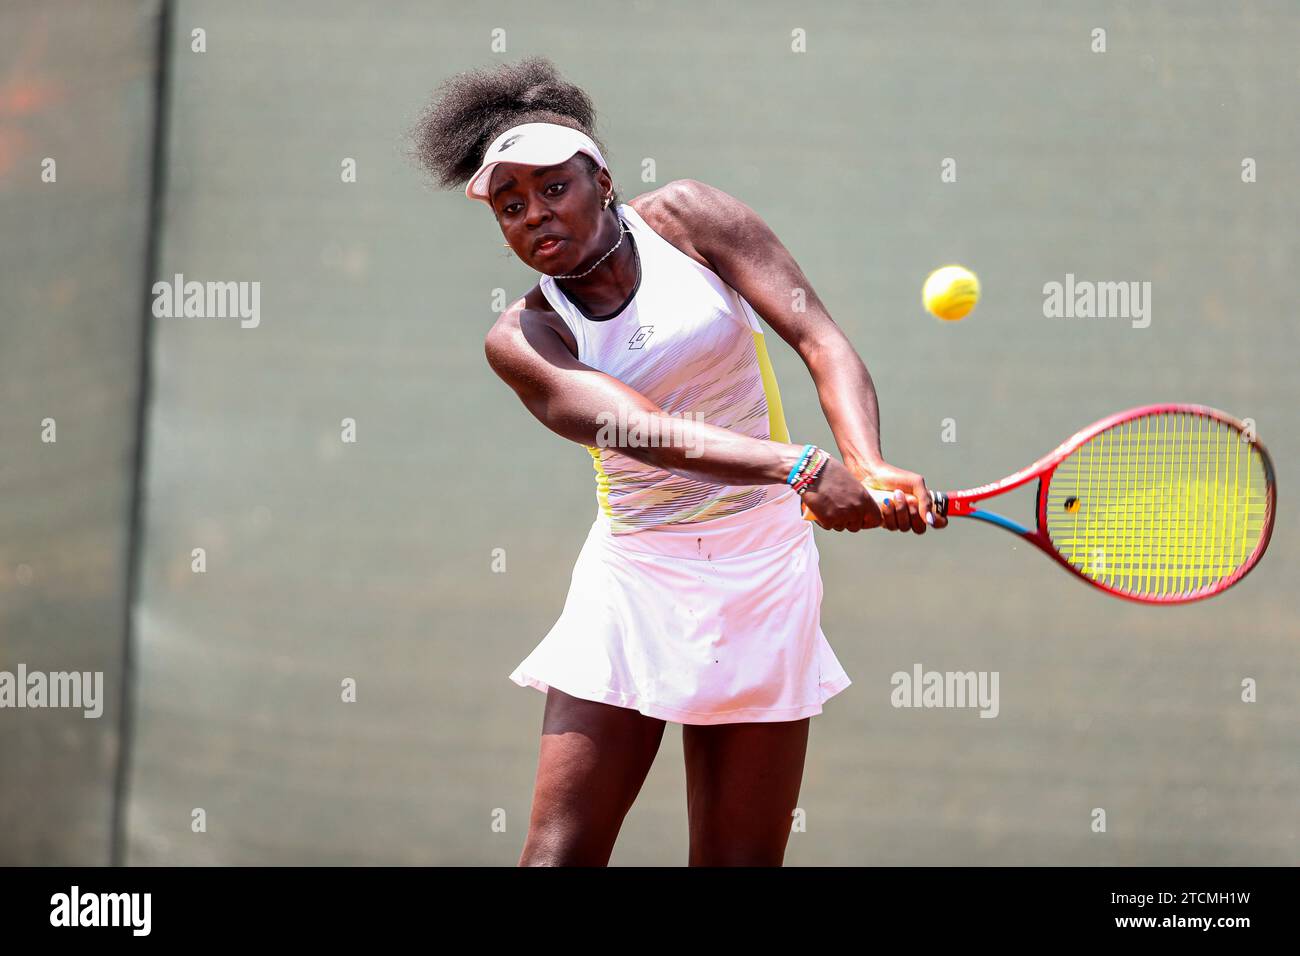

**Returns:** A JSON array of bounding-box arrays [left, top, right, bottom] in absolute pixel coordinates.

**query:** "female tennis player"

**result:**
[[414, 57, 946, 866]]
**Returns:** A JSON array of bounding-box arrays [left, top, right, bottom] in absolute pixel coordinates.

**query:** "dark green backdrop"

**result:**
[[1, 0, 1296, 865]]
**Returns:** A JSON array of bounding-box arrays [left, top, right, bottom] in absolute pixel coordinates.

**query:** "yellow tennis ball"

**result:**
[[923, 265, 980, 321]]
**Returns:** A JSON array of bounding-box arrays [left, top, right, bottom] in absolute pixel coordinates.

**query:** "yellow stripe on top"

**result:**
[[584, 332, 784, 526], [539, 204, 788, 533], [587, 445, 613, 517], [751, 330, 790, 443]]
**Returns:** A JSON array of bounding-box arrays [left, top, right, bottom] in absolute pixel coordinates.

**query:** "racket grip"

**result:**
[[801, 488, 950, 523]]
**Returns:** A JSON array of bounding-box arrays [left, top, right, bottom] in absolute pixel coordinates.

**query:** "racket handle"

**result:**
[[801, 488, 950, 523]]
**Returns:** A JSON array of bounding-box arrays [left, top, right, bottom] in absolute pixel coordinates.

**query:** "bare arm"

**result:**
[[658, 183, 885, 470], [673, 179, 946, 532], [484, 305, 802, 484], [483, 304, 879, 530]]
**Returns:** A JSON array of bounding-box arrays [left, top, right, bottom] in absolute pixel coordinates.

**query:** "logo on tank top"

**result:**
[[628, 325, 654, 349]]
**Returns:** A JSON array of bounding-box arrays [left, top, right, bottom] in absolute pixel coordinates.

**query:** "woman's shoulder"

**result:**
[[521, 284, 555, 315], [489, 286, 578, 360], [626, 183, 712, 271]]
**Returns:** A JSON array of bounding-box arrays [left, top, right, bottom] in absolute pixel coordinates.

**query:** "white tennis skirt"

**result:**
[[509, 488, 851, 725]]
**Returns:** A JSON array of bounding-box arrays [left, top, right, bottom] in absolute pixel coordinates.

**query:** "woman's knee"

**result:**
[[519, 818, 619, 866]]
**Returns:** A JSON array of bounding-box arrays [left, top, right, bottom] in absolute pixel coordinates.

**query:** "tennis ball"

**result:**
[[923, 265, 980, 321]]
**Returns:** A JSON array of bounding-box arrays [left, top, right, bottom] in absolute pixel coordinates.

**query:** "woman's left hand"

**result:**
[[850, 461, 948, 534]]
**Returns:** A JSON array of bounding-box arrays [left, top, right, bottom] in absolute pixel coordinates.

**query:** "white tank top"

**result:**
[[538, 202, 792, 534]]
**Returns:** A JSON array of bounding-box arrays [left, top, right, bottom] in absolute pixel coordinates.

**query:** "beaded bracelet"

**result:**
[[790, 448, 816, 486], [796, 447, 826, 486], [788, 445, 829, 494], [787, 444, 817, 486], [793, 452, 829, 494], [785, 444, 816, 485]]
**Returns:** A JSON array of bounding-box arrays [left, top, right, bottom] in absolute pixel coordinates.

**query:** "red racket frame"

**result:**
[[933, 404, 1276, 604]]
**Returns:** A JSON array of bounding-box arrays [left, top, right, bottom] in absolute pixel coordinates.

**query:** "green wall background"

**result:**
[[2, 0, 1296, 865]]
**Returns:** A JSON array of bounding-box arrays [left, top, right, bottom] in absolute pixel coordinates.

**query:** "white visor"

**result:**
[[464, 122, 609, 205]]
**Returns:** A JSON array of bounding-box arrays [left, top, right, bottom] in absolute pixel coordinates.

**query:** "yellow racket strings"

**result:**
[[1045, 412, 1269, 596]]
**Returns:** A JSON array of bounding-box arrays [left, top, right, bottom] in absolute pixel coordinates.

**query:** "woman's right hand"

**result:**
[[799, 458, 886, 532]]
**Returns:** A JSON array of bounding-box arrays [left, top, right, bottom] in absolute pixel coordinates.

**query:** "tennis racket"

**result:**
[[804, 404, 1276, 604]]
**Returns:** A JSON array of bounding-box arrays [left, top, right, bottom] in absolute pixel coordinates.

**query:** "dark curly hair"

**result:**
[[410, 56, 618, 206]]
